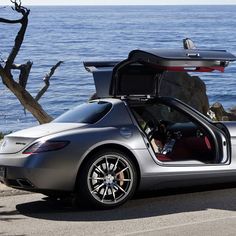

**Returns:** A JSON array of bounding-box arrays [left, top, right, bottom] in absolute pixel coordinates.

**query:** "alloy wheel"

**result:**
[[87, 153, 134, 205]]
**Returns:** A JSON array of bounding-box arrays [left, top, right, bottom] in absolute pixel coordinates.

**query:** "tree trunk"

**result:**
[[0, 68, 52, 124]]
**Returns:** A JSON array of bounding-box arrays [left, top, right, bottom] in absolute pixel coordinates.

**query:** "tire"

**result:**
[[76, 149, 138, 209]]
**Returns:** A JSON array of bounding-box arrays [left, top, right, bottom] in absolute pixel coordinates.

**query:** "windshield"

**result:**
[[53, 101, 112, 124]]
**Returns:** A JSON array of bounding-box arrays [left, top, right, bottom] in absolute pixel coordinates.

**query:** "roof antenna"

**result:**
[[183, 38, 197, 49]]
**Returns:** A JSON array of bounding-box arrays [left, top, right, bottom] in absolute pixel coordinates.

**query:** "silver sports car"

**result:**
[[1, 48, 236, 209]]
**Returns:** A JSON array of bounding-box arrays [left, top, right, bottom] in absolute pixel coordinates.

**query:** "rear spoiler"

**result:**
[[84, 61, 120, 73]]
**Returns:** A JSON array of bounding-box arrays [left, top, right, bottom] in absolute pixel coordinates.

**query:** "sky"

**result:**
[[0, 0, 236, 5]]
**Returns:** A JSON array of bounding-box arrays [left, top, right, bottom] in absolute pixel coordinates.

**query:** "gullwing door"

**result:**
[[84, 49, 236, 98], [110, 49, 236, 97]]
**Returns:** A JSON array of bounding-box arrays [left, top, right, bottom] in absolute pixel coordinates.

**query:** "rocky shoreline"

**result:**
[[209, 102, 236, 121]]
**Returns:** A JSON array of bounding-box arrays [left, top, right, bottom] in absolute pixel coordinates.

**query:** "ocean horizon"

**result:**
[[1, 4, 236, 6]]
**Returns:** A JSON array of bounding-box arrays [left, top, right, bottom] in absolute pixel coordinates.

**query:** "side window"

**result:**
[[54, 101, 112, 124]]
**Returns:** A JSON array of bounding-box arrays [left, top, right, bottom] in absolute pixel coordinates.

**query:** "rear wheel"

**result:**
[[76, 149, 137, 209]]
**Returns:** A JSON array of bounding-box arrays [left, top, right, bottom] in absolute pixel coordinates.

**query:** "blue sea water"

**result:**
[[0, 5, 236, 132]]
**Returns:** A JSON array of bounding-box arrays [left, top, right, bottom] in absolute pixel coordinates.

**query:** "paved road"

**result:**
[[1, 187, 236, 236]]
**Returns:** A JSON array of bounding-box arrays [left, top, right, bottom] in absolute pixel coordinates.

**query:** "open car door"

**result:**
[[84, 48, 236, 167], [110, 49, 236, 97], [84, 49, 236, 98], [108, 48, 236, 165]]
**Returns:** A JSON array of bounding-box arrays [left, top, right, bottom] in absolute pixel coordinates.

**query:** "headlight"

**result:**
[[23, 141, 69, 154]]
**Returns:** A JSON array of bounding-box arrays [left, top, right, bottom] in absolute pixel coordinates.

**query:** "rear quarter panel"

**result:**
[[30, 100, 149, 191]]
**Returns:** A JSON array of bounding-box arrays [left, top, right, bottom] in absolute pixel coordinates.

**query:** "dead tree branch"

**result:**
[[35, 61, 63, 102], [0, 18, 22, 24], [5, 1, 30, 73], [0, 1, 63, 124], [12, 61, 33, 89]]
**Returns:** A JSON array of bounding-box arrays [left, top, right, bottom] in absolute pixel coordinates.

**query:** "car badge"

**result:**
[[15, 142, 26, 146]]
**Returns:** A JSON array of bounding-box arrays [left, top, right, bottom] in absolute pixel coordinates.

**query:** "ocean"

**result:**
[[0, 5, 236, 132]]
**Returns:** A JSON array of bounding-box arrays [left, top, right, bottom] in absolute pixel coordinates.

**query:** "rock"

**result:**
[[158, 72, 236, 121], [160, 72, 209, 115], [209, 102, 229, 121], [209, 102, 236, 121], [229, 106, 236, 115]]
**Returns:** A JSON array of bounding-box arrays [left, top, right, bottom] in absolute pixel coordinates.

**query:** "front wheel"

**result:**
[[76, 149, 138, 209]]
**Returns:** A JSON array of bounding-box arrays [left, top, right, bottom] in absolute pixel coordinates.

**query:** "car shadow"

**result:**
[[0, 205, 22, 222], [16, 183, 236, 222]]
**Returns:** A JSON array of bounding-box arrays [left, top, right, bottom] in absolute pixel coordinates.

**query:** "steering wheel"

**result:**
[[144, 119, 169, 141], [143, 119, 160, 140]]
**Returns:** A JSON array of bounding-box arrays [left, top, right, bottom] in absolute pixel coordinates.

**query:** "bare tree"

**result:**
[[0, 0, 63, 124]]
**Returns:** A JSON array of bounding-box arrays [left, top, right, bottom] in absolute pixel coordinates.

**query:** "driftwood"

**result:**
[[0, 1, 63, 124]]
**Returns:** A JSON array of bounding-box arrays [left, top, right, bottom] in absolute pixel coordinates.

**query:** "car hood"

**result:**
[[0, 123, 86, 154]]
